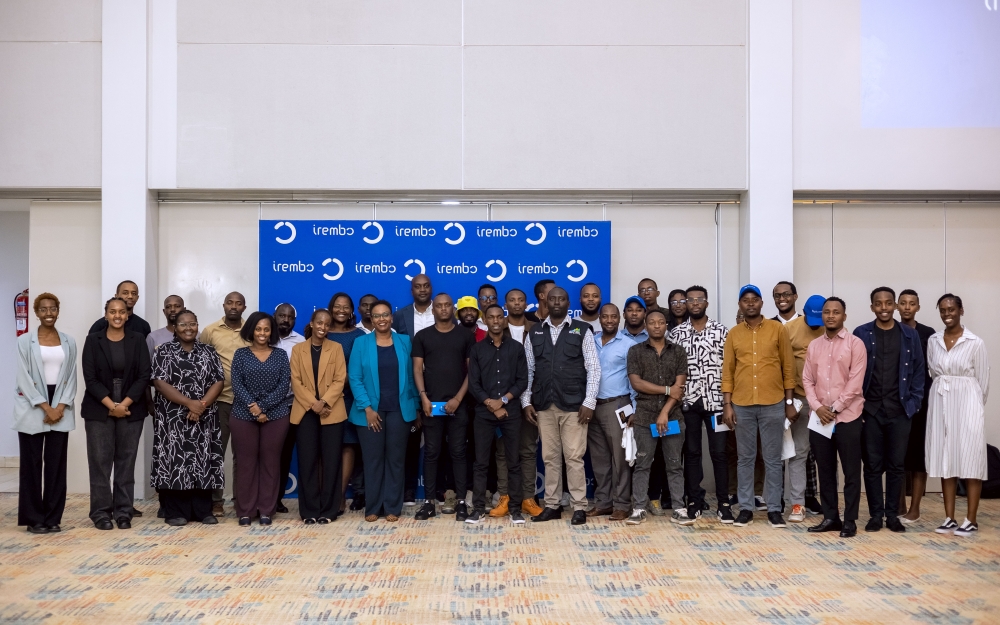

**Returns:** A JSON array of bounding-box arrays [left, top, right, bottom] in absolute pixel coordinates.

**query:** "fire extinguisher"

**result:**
[[15, 289, 28, 337]]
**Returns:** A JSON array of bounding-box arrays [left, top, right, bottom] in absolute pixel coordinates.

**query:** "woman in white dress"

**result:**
[[926, 294, 990, 537]]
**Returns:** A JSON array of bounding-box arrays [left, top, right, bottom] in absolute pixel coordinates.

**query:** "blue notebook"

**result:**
[[649, 420, 681, 437]]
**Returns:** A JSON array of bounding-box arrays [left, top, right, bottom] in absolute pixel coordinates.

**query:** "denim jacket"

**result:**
[[852, 320, 926, 418]]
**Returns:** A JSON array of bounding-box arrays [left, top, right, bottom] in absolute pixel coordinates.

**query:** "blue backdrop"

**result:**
[[259, 219, 611, 501]]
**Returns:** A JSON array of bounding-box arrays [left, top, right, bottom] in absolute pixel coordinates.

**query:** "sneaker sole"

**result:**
[[511, 518, 526, 525], [769, 521, 787, 528], [671, 519, 696, 526], [954, 530, 976, 537], [718, 516, 734, 525], [935, 527, 956, 534], [625, 519, 644, 525], [788, 517, 804, 523], [464, 518, 482, 525], [733, 520, 753, 527]]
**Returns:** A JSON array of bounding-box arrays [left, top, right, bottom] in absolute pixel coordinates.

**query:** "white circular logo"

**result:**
[[362, 221, 384, 244], [525, 222, 547, 245], [443, 222, 466, 245], [485, 259, 507, 281], [284, 473, 298, 495], [322, 258, 344, 281], [404, 258, 425, 281], [274, 221, 296, 244], [566, 259, 588, 282]]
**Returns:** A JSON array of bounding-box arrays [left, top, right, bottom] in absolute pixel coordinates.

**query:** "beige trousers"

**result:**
[[537, 403, 589, 511]]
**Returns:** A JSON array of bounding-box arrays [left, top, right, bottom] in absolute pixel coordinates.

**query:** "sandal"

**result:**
[[386, 514, 399, 522], [365, 514, 378, 523]]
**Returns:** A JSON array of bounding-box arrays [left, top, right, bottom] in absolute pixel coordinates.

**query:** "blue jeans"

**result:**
[[734, 402, 785, 513]]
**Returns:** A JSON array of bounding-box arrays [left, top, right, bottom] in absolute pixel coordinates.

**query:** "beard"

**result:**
[[582, 302, 602, 316], [688, 310, 706, 321]]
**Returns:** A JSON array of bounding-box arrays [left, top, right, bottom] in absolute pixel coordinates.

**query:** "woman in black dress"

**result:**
[[150, 309, 225, 525]]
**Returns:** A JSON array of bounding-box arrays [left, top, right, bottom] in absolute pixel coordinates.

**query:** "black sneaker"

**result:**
[[936, 517, 958, 534], [403, 490, 416, 506], [954, 519, 979, 537], [717, 503, 735, 524], [414, 502, 436, 520], [805, 496, 822, 516], [455, 502, 469, 522], [510, 511, 525, 525], [465, 509, 485, 524], [767, 512, 786, 528], [733, 510, 753, 527]]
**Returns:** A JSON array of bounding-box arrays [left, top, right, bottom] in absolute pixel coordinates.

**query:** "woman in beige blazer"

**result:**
[[290, 309, 347, 524]]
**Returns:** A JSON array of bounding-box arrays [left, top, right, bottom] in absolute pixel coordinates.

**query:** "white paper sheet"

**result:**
[[781, 427, 796, 460], [807, 410, 836, 439], [712, 413, 731, 432]]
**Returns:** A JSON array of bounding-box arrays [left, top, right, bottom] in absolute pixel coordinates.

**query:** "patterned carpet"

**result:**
[[1, 493, 998, 624]]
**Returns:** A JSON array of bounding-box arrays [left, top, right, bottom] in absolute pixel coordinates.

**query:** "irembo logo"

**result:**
[[274, 221, 297, 244], [355, 261, 396, 274], [525, 222, 546, 245], [436, 262, 477, 275], [312, 224, 355, 236], [476, 224, 518, 238], [566, 259, 588, 282], [404, 258, 425, 281], [322, 258, 344, 281], [444, 222, 465, 245], [272, 260, 314, 272], [485, 259, 507, 281], [395, 224, 437, 237], [362, 221, 384, 244], [557, 226, 600, 238], [517, 262, 558, 275]]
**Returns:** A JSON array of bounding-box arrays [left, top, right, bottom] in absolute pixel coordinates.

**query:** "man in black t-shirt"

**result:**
[[412, 293, 476, 522]]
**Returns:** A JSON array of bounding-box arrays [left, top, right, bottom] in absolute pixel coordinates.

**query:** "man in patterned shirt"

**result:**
[[668, 285, 733, 524], [523, 287, 602, 526]]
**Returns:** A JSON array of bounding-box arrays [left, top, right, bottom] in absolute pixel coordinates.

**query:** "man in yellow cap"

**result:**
[[456, 296, 486, 342]]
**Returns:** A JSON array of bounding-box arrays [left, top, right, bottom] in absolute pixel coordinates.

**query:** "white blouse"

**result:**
[[39, 344, 66, 386]]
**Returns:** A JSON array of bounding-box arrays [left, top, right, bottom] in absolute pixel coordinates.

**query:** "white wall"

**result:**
[[793, 0, 1000, 191], [28, 202, 102, 494], [794, 202, 1000, 451], [0, 0, 102, 188], [0, 209, 30, 457], [174, 0, 747, 190]]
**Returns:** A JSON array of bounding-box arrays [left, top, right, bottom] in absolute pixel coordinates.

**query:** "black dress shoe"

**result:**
[[807, 518, 843, 533], [45, 525, 61, 533], [317, 517, 331, 524], [95, 519, 114, 531], [276, 501, 289, 514], [531, 507, 562, 523], [259, 516, 272, 525], [840, 520, 857, 538], [166, 517, 187, 527], [571, 510, 587, 525], [886, 517, 906, 533], [131, 506, 143, 517], [865, 517, 883, 532], [349, 494, 366, 511], [26, 525, 49, 534], [117, 519, 131, 530], [239, 517, 251, 526], [201, 516, 218, 525], [157, 507, 166, 519], [303, 518, 317, 525]]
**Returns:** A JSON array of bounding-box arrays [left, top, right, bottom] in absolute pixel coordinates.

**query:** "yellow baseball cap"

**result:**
[[455, 296, 479, 311]]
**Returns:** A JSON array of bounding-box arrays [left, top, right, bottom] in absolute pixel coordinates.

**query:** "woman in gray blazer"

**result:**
[[13, 292, 77, 534]]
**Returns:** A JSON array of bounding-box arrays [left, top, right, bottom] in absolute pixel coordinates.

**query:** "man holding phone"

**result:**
[[626, 310, 688, 526], [412, 294, 475, 522]]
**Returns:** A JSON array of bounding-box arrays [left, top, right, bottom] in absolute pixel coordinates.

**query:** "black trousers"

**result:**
[[422, 411, 469, 503], [18, 430, 69, 527], [403, 426, 421, 496], [357, 411, 409, 516], [862, 408, 912, 521], [811, 417, 863, 521], [473, 413, 522, 512], [160, 488, 213, 522], [296, 413, 343, 520], [683, 399, 729, 509], [85, 417, 144, 523], [277, 421, 298, 505]]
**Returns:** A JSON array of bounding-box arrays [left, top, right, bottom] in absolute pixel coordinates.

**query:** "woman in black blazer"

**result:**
[[82, 297, 151, 530]]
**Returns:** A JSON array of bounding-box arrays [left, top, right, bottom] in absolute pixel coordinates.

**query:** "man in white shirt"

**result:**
[[274, 303, 304, 514], [356, 293, 377, 334], [772, 281, 800, 325], [392, 274, 434, 339], [574, 283, 603, 334]]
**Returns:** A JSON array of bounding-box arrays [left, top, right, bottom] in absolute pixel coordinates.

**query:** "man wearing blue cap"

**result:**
[[722, 284, 797, 528], [783, 294, 827, 522]]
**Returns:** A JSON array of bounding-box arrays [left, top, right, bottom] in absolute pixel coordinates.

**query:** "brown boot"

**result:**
[[587, 506, 613, 517], [609, 509, 629, 521], [521, 498, 544, 517], [489, 495, 510, 518]]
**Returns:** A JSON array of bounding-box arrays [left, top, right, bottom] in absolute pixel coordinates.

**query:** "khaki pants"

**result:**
[[537, 403, 589, 511]]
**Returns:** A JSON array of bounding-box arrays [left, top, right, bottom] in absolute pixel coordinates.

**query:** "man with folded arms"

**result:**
[[804, 297, 868, 538], [587, 303, 638, 521], [722, 285, 796, 529]]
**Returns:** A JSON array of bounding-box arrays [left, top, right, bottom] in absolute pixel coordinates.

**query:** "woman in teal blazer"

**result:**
[[348, 300, 419, 522]]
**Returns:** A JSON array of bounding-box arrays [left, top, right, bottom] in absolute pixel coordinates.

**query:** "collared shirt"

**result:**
[[802, 328, 868, 423], [146, 326, 175, 359], [413, 306, 435, 335], [785, 316, 826, 396], [276, 330, 305, 359], [198, 317, 249, 404], [468, 334, 529, 418], [622, 327, 650, 343], [522, 316, 601, 410], [356, 322, 372, 334], [668, 318, 728, 411], [595, 329, 640, 400], [721, 318, 796, 407], [774, 312, 800, 326], [626, 339, 687, 425]]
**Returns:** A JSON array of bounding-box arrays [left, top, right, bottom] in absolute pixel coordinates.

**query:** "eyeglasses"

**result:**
[[687, 297, 707, 304], [479, 295, 497, 303], [37, 306, 59, 314], [773, 292, 795, 300], [638, 287, 657, 294], [670, 299, 688, 305], [176, 322, 198, 329], [371, 312, 392, 320]]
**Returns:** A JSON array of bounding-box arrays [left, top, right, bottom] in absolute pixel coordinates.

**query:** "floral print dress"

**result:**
[[150, 339, 225, 490]]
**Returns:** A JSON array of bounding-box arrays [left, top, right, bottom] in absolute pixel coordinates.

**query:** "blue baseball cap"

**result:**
[[623, 295, 646, 310], [738, 284, 762, 300], [804, 294, 826, 327]]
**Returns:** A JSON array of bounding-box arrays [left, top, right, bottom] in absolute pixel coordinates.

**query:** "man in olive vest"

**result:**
[[522, 287, 602, 525]]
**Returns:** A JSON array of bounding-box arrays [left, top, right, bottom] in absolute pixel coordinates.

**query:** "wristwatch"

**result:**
[[785, 399, 794, 406], [501, 396, 509, 405]]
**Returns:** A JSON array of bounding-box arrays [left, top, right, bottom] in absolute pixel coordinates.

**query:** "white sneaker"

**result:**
[[671, 508, 696, 526], [954, 519, 979, 537], [935, 517, 958, 534], [626, 509, 647, 525], [788, 504, 805, 523]]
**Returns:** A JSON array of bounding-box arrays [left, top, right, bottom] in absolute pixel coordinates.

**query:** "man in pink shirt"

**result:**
[[803, 297, 867, 538]]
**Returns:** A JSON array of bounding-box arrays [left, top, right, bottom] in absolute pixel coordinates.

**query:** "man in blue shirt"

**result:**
[[587, 303, 640, 521]]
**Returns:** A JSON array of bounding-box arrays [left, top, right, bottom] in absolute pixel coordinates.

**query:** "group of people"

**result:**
[[12, 275, 990, 539]]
